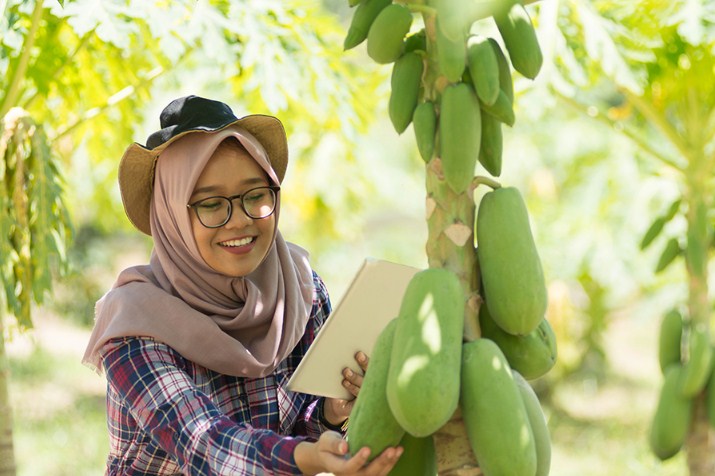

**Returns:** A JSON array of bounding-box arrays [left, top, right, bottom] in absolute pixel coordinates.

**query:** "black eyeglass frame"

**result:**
[[187, 185, 280, 228]]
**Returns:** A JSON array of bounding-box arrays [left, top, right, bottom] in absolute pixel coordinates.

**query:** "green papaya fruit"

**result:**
[[649, 365, 692, 461], [435, 0, 472, 42], [461, 339, 537, 476], [367, 4, 413, 64], [477, 186, 547, 335], [494, 2, 543, 79], [344, 0, 392, 50], [348, 318, 405, 460], [657, 309, 683, 374], [389, 433, 437, 476], [387, 268, 464, 437], [479, 89, 515, 127], [640, 216, 667, 251], [640, 199, 681, 250], [479, 305, 557, 380], [678, 324, 713, 397], [439, 83, 481, 193], [389, 52, 424, 134], [467, 35, 500, 106], [413, 101, 436, 163], [436, 18, 466, 82], [665, 198, 683, 220], [513, 371, 551, 476], [488, 37, 514, 103], [655, 237, 681, 273], [478, 106, 503, 176], [404, 28, 426, 53]]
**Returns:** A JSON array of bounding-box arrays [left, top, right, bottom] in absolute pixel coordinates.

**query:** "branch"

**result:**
[[0, 0, 45, 117], [554, 89, 686, 171], [51, 66, 165, 141]]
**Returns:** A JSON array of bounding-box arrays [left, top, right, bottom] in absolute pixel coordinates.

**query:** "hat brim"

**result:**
[[119, 115, 288, 236]]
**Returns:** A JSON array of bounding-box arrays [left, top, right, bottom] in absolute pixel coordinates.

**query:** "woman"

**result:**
[[83, 96, 402, 475]]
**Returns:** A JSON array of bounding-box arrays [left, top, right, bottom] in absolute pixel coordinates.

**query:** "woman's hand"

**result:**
[[294, 431, 402, 476], [323, 351, 369, 426]]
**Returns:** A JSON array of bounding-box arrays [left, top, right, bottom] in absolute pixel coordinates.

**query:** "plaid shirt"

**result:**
[[99, 272, 340, 475]]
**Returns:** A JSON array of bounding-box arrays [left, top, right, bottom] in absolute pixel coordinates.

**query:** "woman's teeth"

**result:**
[[220, 237, 254, 247]]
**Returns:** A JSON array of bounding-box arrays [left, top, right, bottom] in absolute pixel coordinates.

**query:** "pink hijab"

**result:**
[[83, 126, 314, 378]]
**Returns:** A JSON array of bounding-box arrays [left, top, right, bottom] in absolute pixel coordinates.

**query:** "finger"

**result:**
[[343, 368, 364, 389], [355, 351, 369, 371], [319, 430, 348, 455], [342, 377, 361, 398], [364, 447, 403, 475], [331, 447, 370, 473]]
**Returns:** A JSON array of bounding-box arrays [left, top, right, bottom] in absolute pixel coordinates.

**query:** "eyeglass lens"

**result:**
[[194, 187, 277, 227]]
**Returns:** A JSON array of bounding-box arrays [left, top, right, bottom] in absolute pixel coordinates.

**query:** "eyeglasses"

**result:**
[[187, 186, 280, 228]]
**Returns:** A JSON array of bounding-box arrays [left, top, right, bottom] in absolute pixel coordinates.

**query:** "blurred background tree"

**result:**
[[523, 1, 715, 473]]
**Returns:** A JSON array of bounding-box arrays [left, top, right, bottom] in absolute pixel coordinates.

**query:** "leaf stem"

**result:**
[[406, 4, 436, 15], [51, 66, 165, 142], [0, 0, 45, 118], [555, 89, 685, 171], [471, 175, 502, 191], [620, 87, 691, 161]]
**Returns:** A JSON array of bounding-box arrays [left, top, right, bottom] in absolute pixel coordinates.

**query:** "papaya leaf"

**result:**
[[668, 0, 715, 46], [28, 125, 72, 304], [1, 109, 70, 328], [569, 1, 646, 94]]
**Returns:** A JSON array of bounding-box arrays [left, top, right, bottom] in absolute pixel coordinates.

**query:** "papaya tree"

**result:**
[[0, 109, 72, 475], [535, 1, 715, 474], [341, 0, 554, 473], [0, 0, 173, 470]]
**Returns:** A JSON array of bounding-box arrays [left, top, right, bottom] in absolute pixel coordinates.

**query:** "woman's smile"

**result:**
[[217, 235, 257, 254]]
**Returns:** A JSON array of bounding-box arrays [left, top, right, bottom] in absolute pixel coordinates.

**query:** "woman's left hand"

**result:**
[[323, 351, 369, 426]]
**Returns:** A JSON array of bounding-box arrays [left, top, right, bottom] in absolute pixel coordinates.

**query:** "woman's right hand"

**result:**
[[295, 431, 402, 476]]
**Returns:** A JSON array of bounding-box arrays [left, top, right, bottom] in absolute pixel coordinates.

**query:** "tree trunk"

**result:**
[[424, 158, 482, 473], [686, 396, 715, 476], [0, 311, 17, 476], [683, 137, 714, 474]]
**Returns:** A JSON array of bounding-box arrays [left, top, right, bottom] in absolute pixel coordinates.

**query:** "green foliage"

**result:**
[[0, 109, 72, 329], [1, 0, 386, 239]]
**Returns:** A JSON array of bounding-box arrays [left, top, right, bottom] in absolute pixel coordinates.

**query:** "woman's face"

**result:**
[[189, 141, 277, 277]]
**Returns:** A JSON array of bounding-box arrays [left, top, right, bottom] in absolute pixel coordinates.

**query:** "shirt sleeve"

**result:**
[[290, 273, 349, 439], [102, 337, 306, 476]]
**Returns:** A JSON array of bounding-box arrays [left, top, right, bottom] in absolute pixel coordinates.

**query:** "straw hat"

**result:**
[[118, 95, 288, 235]]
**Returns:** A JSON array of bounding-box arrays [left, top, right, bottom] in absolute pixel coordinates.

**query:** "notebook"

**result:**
[[287, 258, 420, 400]]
